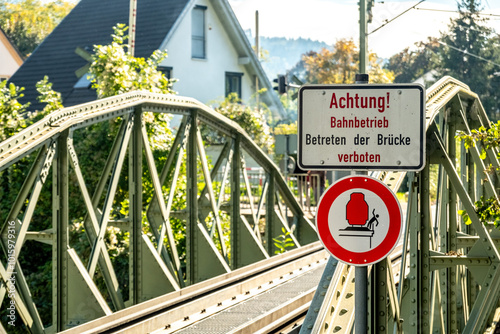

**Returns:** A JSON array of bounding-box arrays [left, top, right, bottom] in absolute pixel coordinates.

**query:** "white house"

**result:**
[[0, 28, 23, 81]]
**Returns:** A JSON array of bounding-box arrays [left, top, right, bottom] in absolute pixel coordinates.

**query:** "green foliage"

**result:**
[[0, 77, 60, 328], [0, 75, 62, 142], [208, 93, 274, 152], [459, 196, 500, 227], [278, 93, 298, 122], [457, 121, 500, 227], [0, 0, 75, 57], [273, 122, 297, 135], [0, 80, 29, 141], [438, 0, 499, 119], [273, 227, 295, 254], [89, 24, 176, 98], [36, 75, 63, 116], [457, 121, 500, 165], [301, 38, 394, 84], [0, 23, 179, 328], [386, 38, 441, 84]]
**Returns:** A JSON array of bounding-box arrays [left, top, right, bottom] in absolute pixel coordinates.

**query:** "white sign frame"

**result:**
[[298, 84, 425, 171]]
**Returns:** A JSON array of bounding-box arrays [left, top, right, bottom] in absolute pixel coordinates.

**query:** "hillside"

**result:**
[[256, 35, 329, 80]]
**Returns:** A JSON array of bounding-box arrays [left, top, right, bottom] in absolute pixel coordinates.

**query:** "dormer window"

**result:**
[[74, 74, 93, 89], [225, 72, 243, 98], [192, 5, 207, 59]]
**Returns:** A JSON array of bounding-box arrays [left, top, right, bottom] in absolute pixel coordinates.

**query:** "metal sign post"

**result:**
[[355, 72, 368, 334], [298, 69, 424, 332], [315, 175, 403, 332]]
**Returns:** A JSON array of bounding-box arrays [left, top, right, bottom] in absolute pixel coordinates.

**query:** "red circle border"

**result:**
[[316, 175, 402, 266]]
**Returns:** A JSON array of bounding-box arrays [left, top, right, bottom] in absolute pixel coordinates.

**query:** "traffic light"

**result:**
[[367, 0, 374, 23], [273, 74, 287, 95]]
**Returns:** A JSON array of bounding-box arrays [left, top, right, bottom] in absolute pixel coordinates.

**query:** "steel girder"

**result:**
[[0, 92, 317, 332], [302, 76, 500, 334]]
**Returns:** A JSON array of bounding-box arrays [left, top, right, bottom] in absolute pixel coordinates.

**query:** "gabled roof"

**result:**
[[9, 0, 285, 119], [9, 0, 189, 111]]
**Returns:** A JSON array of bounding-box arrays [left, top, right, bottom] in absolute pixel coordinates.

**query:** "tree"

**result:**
[[207, 93, 273, 152], [301, 38, 394, 84], [0, 76, 63, 330], [438, 0, 499, 120], [89, 24, 176, 98], [0, 81, 28, 141], [0, 0, 75, 57], [302, 39, 358, 84], [386, 38, 441, 84]]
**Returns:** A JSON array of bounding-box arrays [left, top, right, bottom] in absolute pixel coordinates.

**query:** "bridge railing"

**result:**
[[0, 92, 317, 332]]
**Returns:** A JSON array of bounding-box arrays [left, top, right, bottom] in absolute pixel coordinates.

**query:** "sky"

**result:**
[[228, 0, 500, 59]]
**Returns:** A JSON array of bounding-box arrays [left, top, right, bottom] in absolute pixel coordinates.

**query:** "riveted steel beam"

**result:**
[[0, 89, 321, 330]]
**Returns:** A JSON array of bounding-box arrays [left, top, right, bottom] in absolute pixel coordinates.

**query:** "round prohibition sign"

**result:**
[[316, 175, 402, 266]]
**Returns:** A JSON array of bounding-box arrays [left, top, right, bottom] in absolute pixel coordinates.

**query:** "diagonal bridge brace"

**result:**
[[430, 124, 500, 332]]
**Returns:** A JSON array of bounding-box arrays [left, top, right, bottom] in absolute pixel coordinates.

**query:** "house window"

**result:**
[[74, 74, 93, 89], [225, 72, 243, 98], [158, 66, 173, 79], [192, 5, 207, 59]]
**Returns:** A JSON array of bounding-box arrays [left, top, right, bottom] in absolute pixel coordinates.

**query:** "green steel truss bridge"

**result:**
[[0, 76, 499, 333]]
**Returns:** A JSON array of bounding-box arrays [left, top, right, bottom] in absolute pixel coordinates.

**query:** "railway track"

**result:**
[[60, 242, 328, 334], [59, 240, 405, 334]]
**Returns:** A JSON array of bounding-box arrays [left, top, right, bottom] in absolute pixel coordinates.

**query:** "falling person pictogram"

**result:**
[[339, 192, 380, 248]]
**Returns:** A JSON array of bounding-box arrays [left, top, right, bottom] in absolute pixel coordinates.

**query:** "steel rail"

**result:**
[[58, 242, 325, 334]]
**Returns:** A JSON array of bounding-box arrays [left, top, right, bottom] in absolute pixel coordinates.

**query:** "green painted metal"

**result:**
[[0, 91, 318, 331], [304, 76, 500, 334], [55, 130, 69, 329], [4, 76, 500, 333]]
